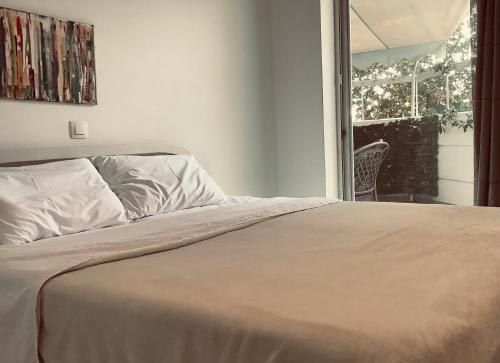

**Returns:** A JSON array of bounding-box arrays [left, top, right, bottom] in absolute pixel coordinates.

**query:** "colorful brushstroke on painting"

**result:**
[[0, 7, 96, 104]]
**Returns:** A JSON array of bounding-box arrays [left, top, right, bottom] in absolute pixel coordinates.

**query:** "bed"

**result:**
[[1, 144, 500, 363]]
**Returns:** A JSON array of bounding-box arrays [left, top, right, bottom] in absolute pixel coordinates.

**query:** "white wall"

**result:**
[[270, 0, 335, 197], [0, 0, 278, 197], [436, 115, 474, 206]]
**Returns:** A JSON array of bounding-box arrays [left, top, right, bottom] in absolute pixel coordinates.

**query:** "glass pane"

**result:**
[[350, 4, 474, 205]]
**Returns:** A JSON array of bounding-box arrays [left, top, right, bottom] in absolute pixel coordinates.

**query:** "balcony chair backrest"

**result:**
[[354, 140, 390, 196]]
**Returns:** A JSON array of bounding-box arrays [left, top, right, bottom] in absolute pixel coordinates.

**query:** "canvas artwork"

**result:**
[[0, 7, 96, 104]]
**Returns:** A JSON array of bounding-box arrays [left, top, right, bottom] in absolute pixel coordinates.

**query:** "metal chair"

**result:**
[[354, 140, 390, 201]]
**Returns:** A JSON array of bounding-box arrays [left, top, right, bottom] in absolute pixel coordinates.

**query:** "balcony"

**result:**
[[353, 114, 473, 205], [351, 1, 473, 205]]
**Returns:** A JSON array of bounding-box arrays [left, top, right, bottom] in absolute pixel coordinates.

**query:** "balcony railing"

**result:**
[[353, 114, 473, 205]]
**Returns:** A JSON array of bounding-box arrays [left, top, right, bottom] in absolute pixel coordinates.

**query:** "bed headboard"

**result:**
[[0, 143, 198, 168]]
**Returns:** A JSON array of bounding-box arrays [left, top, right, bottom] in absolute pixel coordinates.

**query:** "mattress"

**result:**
[[2, 198, 500, 363]]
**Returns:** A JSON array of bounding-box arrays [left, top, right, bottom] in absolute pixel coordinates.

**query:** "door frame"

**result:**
[[333, 0, 355, 201]]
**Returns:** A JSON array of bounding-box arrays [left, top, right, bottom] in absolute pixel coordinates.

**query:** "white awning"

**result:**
[[351, 0, 469, 69]]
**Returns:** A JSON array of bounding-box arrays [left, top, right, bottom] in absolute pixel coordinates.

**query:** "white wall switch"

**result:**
[[70, 121, 88, 139]]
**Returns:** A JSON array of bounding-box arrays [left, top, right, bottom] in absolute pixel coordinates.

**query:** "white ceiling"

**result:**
[[351, 0, 470, 54]]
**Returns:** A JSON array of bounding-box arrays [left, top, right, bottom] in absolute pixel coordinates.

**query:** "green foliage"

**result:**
[[437, 109, 474, 133], [352, 16, 474, 131], [352, 60, 414, 120]]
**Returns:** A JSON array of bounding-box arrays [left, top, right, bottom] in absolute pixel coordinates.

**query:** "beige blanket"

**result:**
[[2, 199, 500, 363], [0, 197, 332, 363]]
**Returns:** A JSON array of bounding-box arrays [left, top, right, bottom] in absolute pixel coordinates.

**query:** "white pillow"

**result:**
[[0, 159, 128, 245], [92, 154, 226, 220]]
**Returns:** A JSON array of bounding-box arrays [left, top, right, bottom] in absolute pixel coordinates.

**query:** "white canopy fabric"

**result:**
[[351, 0, 469, 68]]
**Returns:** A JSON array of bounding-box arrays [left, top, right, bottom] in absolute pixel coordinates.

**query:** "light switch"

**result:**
[[70, 121, 88, 139]]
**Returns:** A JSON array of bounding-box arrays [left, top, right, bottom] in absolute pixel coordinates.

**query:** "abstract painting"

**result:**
[[0, 7, 96, 104]]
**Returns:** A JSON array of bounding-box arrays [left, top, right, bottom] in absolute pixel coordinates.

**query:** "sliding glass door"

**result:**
[[337, 0, 475, 205]]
